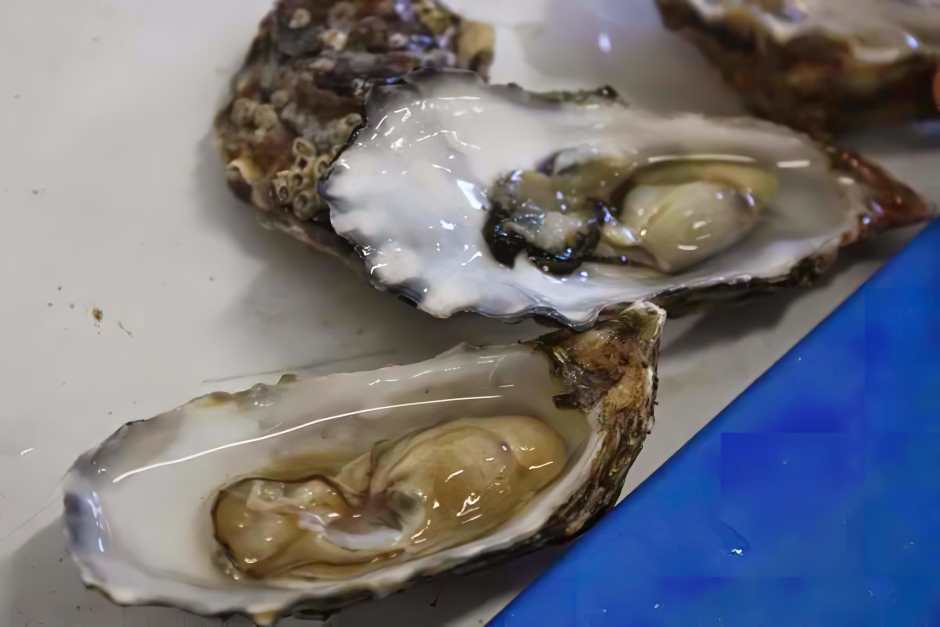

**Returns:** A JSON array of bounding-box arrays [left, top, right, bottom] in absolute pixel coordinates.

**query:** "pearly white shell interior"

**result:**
[[325, 71, 868, 327], [64, 343, 599, 620], [684, 0, 940, 64]]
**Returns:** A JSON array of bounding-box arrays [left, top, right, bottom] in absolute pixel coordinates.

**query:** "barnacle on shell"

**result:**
[[214, 0, 494, 261]]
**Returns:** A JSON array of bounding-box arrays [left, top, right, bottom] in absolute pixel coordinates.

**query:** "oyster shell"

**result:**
[[214, 0, 493, 262], [322, 70, 932, 329], [656, 0, 940, 134], [64, 303, 665, 625]]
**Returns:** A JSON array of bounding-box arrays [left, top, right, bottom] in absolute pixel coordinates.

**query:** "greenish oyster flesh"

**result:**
[[485, 157, 779, 275], [214, 0, 493, 258], [63, 303, 665, 624]]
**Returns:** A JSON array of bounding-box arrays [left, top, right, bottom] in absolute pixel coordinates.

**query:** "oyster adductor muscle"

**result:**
[[64, 303, 665, 624]]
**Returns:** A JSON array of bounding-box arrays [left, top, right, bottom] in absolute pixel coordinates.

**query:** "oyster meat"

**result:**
[[64, 303, 665, 624], [656, 0, 940, 134], [214, 0, 493, 259], [323, 70, 932, 328], [214, 414, 568, 581], [485, 156, 777, 275]]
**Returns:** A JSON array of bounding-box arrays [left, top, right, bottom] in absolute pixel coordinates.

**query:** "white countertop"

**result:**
[[1, 0, 935, 625]]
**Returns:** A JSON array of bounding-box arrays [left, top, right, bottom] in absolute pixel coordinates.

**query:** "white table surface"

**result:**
[[1, 1, 936, 625]]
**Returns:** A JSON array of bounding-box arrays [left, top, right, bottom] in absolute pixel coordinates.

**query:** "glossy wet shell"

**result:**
[[214, 0, 494, 266], [323, 70, 933, 328], [63, 303, 664, 625]]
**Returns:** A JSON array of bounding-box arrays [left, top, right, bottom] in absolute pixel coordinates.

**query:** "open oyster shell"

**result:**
[[214, 0, 493, 263], [64, 303, 664, 625], [322, 70, 932, 329], [656, 0, 940, 134]]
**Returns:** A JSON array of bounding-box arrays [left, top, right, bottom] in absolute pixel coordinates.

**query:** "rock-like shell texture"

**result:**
[[214, 0, 493, 263], [656, 0, 940, 134]]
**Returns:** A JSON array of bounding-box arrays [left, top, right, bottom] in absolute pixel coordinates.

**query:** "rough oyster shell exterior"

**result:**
[[214, 0, 494, 265], [656, 0, 940, 134]]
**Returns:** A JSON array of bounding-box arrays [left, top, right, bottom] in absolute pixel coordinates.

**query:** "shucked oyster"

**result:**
[[214, 415, 568, 581], [323, 70, 932, 328], [484, 155, 778, 276], [214, 0, 493, 259], [656, 0, 940, 134], [64, 303, 664, 624]]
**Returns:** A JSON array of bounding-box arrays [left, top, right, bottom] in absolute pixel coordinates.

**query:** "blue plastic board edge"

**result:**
[[492, 219, 940, 627]]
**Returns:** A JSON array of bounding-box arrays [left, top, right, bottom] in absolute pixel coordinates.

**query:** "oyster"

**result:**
[[64, 303, 665, 624], [322, 70, 932, 328], [656, 0, 940, 134], [214, 0, 493, 261], [484, 157, 778, 275]]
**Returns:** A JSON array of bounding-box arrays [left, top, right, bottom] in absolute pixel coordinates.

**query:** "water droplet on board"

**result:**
[[715, 521, 751, 558]]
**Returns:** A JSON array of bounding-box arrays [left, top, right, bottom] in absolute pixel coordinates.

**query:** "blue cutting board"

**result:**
[[492, 219, 940, 627]]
